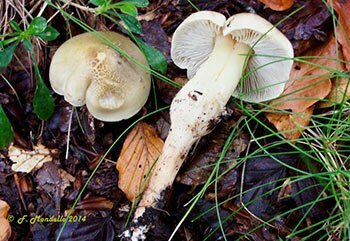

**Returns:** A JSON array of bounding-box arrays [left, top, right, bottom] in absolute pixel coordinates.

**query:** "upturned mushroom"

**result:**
[[132, 11, 293, 231], [49, 31, 151, 122]]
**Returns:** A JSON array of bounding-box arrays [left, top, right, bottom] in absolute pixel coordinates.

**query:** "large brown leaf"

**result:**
[[259, 0, 294, 11], [266, 35, 338, 139], [116, 122, 164, 201], [271, 36, 337, 112], [0, 200, 11, 241]]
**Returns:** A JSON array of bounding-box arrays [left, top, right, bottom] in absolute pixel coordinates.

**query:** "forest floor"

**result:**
[[1, 0, 350, 240]]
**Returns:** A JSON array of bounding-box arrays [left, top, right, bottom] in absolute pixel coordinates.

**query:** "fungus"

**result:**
[[133, 11, 293, 225], [49, 31, 151, 122]]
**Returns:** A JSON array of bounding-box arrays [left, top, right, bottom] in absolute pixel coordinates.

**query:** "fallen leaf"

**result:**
[[0, 200, 11, 241], [181, 199, 236, 241], [0, 200, 10, 221], [259, 0, 294, 11], [224, 203, 301, 241], [320, 0, 350, 106], [332, 0, 350, 71], [9, 144, 58, 173], [266, 106, 314, 140], [76, 196, 113, 210], [54, 216, 115, 241], [85, 162, 121, 200], [141, 20, 171, 62], [177, 119, 249, 191], [35, 162, 62, 213], [324, 76, 350, 107], [0, 218, 11, 241], [239, 150, 297, 219], [277, 0, 331, 55], [291, 177, 327, 221], [58, 168, 75, 196], [266, 36, 337, 139], [116, 122, 164, 201], [271, 36, 336, 112]]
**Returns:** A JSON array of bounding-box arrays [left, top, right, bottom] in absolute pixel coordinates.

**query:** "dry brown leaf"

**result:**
[[58, 169, 75, 196], [332, 0, 350, 71], [76, 196, 113, 210], [266, 36, 339, 139], [10, 144, 58, 173], [259, 0, 294, 11], [266, 106, 314, 140], [0, 200, 11, 241], [116, 122, 164, 201], [0, 201, 10, 220], [320, 0, 350, 106], [271, 36, 337, 112], [321, 45, 349, 107], [324, 76, 350, 106]]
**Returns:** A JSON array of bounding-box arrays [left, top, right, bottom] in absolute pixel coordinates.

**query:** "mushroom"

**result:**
[[49, 31, 151, 122], [133, 11, 293, 225]]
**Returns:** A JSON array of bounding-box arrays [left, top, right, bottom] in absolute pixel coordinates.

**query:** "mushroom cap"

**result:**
[[224, 13, 294, 102], [49, 31, 151, 122], [170, 11, 226, 79], [170, 11, 294, 102]]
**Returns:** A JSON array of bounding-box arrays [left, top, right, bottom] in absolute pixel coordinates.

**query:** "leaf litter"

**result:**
[[0, 0, 349, 240]]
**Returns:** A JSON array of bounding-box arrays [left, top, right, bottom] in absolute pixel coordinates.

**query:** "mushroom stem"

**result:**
[[134, 130, 195, 218], [134, 35, 251, 219]]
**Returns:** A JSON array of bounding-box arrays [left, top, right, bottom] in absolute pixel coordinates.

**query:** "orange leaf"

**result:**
[[0, 201, 9, 218], [320, 45, 350, 107], [0, 200, 11, 241], [266, 36, 339, 139], [259, 0, 294, 11], [266, 106, 314, 140], [271, 36, 337, 112], [320, 0, 350, 106], [332, 0, 350, 71], [116, 122, 164, 201]]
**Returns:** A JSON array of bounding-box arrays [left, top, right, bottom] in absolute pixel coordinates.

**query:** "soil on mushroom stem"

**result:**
[[0, 0, 347, 241]]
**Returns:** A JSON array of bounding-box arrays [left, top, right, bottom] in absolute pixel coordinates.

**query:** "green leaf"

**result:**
[[119, 3, 137, 17], [119, 13, 142, 34], [9, 20, 22, 32], [26, 17, 47, 35], [0, 42, 18, 68], [117, 0, 149, 7], [33, 78, 55, 120], [137, 39, 167, 74], [37, 26, 60, 41], [0, 105, 14, 149], [23, 39, 33, 52], [90, 0, 106, 6]]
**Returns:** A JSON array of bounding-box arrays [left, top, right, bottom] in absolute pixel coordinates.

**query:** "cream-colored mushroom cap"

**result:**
[[49, 31, 151, 121], [171, 11, 294, 102]]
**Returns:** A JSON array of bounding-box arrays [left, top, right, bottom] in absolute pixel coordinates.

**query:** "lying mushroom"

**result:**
[[49, 31, 151, 122], [132, 10, 293, 229]]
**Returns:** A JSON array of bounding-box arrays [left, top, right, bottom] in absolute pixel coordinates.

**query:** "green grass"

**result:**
[[47, 0, 350, 240], [168, 1, 350, 241]]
